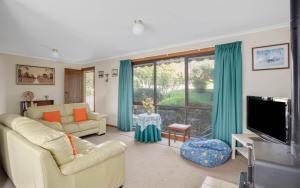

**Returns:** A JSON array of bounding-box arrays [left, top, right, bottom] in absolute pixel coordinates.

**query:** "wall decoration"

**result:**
[[112, 69, 118, 77], [16, 64, 55, 85], [252, 43, 289, 71], [98, 71, 104, 78], [105, 73, 109, 82], [22, 91, 34, 101]]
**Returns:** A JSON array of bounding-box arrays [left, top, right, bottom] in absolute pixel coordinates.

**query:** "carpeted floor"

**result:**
[[0, 127, 247, 188]]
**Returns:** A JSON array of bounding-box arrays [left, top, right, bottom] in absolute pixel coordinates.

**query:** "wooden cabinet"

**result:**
[[20, 100, 54, 116]]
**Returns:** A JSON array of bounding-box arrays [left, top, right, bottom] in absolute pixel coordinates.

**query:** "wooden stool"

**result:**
[[167, 124, 191, 146]]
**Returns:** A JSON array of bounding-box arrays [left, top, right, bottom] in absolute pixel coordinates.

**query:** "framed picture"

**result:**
[[252, 43, 290, 71], [16, 64, 55, 85], [112, 69, 118, 77], [98, 71, 104, 78]]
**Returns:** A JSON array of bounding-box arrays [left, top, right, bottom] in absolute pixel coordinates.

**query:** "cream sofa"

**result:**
[[25, 103, 107, 137], [0, 114, 127, 188]]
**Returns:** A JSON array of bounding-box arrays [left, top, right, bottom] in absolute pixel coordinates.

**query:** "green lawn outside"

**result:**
[[158, 89, 213, 106]]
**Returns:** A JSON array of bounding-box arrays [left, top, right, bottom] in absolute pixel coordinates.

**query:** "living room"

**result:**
[[0, 0, 299, 188]]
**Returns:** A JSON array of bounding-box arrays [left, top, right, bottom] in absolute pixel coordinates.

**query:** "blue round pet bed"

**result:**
[[180, 138, 231, 168]]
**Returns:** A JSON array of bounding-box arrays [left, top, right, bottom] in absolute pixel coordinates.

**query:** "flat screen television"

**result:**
[[247, 96, 291, 145]]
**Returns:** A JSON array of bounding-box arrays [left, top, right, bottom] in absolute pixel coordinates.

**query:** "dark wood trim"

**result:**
[[82, 67, 95, 71], [132, 47, 215, 64], [107, 124, 117, 128], [252, 43, 290, 71]]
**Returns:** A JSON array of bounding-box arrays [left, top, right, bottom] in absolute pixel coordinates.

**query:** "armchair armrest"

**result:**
[[37, 120, 63, 131], [88, 112, 107, 121], [60, 140, 127, 175]]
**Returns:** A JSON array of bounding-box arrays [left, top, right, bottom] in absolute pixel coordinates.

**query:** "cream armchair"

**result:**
[[0, 114, 127, 188], [25, 103, 107, 137]]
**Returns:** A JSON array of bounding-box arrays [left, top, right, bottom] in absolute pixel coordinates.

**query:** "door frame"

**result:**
[[82, 67, 95, 111]]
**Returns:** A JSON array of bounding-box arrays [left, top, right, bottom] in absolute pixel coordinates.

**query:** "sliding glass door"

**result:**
[[133, 54, 214, 137]]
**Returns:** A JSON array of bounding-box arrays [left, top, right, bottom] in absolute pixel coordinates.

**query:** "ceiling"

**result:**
[[0, 0, 290, 64]]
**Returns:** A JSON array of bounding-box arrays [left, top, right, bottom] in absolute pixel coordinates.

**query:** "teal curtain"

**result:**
[[212, 41, 243, 146], [117, 60, 133, 132]]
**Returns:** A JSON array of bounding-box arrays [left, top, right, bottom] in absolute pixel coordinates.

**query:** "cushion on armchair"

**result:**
[[60, 140, 127, 175], [180, 138, 231, 168]]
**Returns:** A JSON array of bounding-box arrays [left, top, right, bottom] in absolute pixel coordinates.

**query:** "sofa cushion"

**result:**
[[72, 135, 95, 154], [60, 140, 127, 175], [64, 103, 90, 116], [0, 114, 28, 129], [66, 133, 77, 156], [37, 120, 63, 131], [73, 108, 88, 122], [63, 123, 80, 133], [26, 105, 65, 119], [77, 120, 99, 131], [0, 114, 74, 166], [61, 116, 74, 124], [42, 135, 75, 165], [43, 111, 62, 123]]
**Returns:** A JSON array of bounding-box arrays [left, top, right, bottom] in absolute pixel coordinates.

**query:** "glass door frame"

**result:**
[[82, 67, 95, 112], [132, 51, 215, 138]]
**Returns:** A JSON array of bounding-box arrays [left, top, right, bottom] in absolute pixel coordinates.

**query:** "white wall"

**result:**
[[87, 27, 292, 132], [0, 56, 7, 114], [0, 54, 81, 114]]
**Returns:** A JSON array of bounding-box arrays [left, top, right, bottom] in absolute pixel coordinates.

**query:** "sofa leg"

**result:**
[[97, 132, 105, 136], [119, 186, 123, 188]]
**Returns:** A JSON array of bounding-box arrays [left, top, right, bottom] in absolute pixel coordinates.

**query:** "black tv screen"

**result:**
[[247, 96, 290, 144]]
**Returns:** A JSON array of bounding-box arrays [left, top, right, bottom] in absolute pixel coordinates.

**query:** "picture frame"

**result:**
[[98, 71, 104, 78], [252, 43, 290, 71], [16, 64, 55, 85], [112, 69, 118, 77]]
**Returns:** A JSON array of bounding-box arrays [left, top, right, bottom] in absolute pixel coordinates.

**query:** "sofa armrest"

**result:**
[[60, 140, 127, 175], [88, 112, 107, 121], [37, 120, 63, 131]]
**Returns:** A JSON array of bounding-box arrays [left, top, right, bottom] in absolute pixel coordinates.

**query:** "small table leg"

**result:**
[[168, 129, 171, 146], [188, 129, 191, 139], [232, 136, 236, 159], [174, 131, 176, 143], [183, 131, 186, 142]]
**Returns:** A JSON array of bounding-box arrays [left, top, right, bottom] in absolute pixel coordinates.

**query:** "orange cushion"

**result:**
[[73, 108, 88, 122], [43, 111, 61, 123], [66, 133, 77, 156]]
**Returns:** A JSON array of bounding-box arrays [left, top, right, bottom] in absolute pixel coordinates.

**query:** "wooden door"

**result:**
[[64, 68, 83, 104]]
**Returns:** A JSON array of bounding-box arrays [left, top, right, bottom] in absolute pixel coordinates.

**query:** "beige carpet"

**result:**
[[0, 127, 247, 188]]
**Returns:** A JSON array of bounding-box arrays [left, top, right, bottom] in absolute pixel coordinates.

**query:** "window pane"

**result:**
[[187, 108, 212, 138], [156, 58, 185, 106], [157, 106, 185, 132], [133, 63, 154, 102], [188, 55, 214, 106]]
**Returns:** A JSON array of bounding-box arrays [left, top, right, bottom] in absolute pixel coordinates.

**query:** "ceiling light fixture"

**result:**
[[51, 48, 60, 59], [132, 20, 144, 35]]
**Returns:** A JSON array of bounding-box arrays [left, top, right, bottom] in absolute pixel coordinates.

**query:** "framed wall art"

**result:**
[[252, 43, 289, 71], [16, 64, 55, 85], [112, 69, 118, 77]]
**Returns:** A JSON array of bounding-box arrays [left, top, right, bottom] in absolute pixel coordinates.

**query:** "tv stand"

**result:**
[[231, 133, 258, 159]]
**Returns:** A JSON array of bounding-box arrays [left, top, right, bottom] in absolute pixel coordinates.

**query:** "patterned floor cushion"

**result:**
[[180, 138, 231, 168]]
